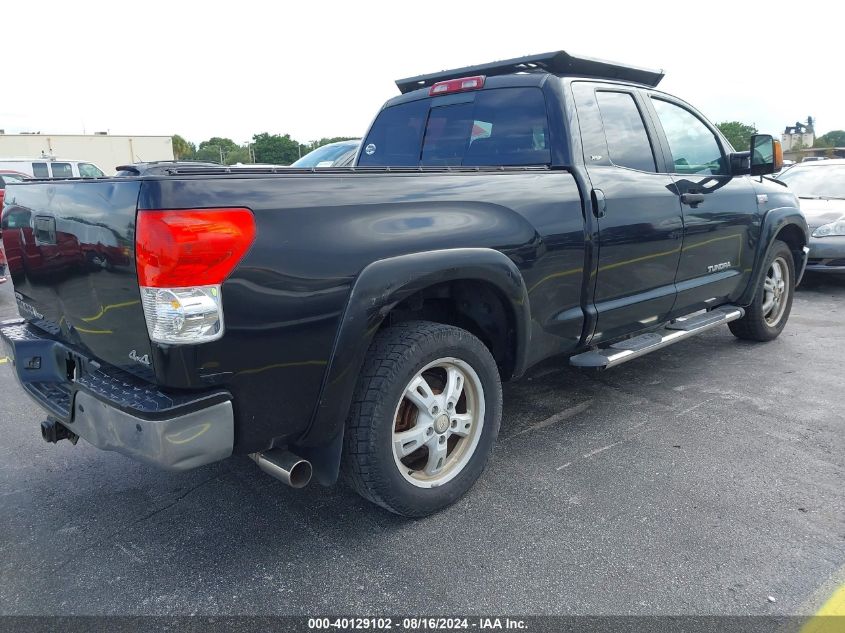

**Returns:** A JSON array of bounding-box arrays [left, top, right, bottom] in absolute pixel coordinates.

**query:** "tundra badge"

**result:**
[[707, 261, 731, 273]]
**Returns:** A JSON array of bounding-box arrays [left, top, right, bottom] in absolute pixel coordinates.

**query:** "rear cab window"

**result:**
[[358, 87, 551, 167]]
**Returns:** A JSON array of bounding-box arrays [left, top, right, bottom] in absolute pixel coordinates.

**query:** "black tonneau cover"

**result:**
[[395, 50, 664, 94]]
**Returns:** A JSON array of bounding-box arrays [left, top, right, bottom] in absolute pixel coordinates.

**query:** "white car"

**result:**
[[0, 158, 105, 179], [779, 159, 845, 273]]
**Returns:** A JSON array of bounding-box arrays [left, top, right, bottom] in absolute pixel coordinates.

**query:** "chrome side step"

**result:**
[[570, 305, 744, 370]]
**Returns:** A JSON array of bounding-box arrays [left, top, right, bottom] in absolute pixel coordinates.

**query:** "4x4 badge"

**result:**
[[129, 350, 150, 366]]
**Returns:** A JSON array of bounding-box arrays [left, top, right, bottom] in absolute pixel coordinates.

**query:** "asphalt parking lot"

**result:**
[[0, 276, 842, 617]]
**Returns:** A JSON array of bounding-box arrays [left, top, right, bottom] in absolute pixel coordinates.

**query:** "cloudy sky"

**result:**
[[3, 0, 840, 145]]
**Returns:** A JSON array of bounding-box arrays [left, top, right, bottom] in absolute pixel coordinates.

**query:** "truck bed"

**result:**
[[2, 169, 586, 453]]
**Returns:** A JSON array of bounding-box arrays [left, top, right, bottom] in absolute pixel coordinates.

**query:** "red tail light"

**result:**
[[136, 208, 256, 288], [428, 75, 485, 96]]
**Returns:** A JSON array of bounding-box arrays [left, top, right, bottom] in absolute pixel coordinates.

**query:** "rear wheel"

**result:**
[[341, 321, 502, 517], [729, 240, 795, 341]]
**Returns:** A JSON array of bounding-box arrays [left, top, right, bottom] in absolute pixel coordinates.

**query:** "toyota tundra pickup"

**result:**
[[0, 51, 809, 516]]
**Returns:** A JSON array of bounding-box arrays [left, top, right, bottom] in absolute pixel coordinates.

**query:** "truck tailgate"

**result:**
[[1, 179, 154, 379]]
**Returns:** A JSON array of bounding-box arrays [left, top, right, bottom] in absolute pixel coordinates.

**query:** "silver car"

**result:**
[[291, 139, 361, 168], [779, 159, 845, 273]]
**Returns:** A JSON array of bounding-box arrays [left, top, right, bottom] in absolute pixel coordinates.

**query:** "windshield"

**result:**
[[292, 142, 359, 167], [779, 164, 845, 199]]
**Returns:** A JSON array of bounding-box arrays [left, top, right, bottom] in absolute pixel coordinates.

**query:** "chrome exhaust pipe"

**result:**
[[251, 449, 312, 489]]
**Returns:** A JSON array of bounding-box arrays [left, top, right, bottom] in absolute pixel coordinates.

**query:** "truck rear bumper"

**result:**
[[0, 319, 233, 471]]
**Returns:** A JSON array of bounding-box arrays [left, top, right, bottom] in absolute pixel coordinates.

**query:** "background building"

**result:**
[[0, 133, 173, 174], [781, 120, 815, 151]]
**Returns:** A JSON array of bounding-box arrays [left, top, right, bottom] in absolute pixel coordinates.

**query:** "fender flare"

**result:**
[[296, 248, 530, 485], [738, 206, 809, 306]]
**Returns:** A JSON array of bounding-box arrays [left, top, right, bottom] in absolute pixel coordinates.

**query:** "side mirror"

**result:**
[[750, 134, 783, 176]]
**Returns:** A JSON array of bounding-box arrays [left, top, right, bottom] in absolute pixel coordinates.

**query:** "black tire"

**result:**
[[729, 240, 795, 342], [341, 320, 502, 517]]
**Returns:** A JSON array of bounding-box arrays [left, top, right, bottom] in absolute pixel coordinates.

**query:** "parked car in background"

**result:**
[[291, 139, 360, 167], [115, 161, 223, 176], [773, 158, 795, 177], [0, 158, 105, 179], [801, 156, 827, 163], [0, 171, 29, 215], [116, 161, 289, 175], [779, 159, 845, 273]]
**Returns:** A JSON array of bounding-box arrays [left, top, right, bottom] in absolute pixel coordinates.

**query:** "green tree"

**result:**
[[716, 121, 758, 151], [814, 130, 845, 148], [171, 134, 195, 160], [224, 147, 251, 165], [252, 133, 303, 165], [195, 137, 239, 163], [199, 137, 239, 153]]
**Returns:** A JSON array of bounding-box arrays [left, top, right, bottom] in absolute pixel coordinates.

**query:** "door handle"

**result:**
[[591, 188, 606, 218], [681, 193, 705, 208]]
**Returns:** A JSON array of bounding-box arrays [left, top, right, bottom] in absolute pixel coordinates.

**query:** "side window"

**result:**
[[595, 91, 656, 172], [0, 176, 5, 189], [50, 163, 73, 178], [32, 163, 49, 178], [357, 99, 429, 166], [78, 163, 104, 178], [651, 98, 727, 176]]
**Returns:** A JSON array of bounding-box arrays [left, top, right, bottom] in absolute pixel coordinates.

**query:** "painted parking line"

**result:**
[[801, 583, 845, 633]]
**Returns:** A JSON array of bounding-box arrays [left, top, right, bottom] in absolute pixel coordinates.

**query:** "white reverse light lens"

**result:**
[[140, 285, 223, 344], [812, 219, 845, 238]]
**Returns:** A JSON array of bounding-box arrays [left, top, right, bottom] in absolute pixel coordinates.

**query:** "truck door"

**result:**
[[571, 82, 683, 343], [644, 94, 758, 315]]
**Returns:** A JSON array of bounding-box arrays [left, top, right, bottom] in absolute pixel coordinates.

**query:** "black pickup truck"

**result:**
[[0, 52, 809, 516]]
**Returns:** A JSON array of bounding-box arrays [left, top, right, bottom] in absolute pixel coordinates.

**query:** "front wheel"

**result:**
[[729, 240, 795, 342], [341, 321, 502, 517]]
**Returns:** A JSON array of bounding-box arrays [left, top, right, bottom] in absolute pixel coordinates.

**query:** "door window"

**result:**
[[50, 163, 73, 178], [78, 162, 104, 178], [651, 98, 727, 175], [595, 91, 656, 172], [32, 163, 49, 178]]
